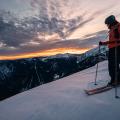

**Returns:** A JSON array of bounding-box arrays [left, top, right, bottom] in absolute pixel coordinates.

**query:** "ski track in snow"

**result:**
[[0, 60, 120, 120]]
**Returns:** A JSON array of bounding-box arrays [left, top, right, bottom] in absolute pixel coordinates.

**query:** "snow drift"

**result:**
[[0, 60, 120, 120]]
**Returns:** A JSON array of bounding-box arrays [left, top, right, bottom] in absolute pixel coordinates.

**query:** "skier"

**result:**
[[99, 15, 120, 86]]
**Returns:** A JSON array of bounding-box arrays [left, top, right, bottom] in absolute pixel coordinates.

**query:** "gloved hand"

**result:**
[[99, 41, 103, 46]]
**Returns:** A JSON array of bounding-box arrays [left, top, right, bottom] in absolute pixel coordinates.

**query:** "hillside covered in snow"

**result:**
[[0, 60, 120, 120]]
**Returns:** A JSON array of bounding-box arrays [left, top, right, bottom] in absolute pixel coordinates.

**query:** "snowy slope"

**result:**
[[0, 60, 120, 120]]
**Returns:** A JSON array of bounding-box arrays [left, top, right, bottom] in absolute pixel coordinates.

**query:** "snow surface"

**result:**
[[0, 60, 120, 120]]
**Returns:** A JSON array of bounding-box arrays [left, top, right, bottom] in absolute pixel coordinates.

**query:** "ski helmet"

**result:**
[[105, 15, 116, 25]]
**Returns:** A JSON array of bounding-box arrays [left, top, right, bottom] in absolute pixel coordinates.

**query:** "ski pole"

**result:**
[[94, 34, 109, 85], [94, 45, 100, 85], [115, 45, 119, 98]]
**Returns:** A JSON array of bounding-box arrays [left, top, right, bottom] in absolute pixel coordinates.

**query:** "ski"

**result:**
[[85, 86, 113, 95]]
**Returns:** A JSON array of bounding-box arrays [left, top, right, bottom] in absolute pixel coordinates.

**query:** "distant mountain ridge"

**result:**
[[0, 46, 108, 100]]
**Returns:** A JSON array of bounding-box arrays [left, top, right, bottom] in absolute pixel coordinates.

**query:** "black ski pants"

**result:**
[[108, 46, 120, 84]]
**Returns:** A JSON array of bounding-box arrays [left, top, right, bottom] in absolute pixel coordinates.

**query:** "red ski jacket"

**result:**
[[102, 23, 120, 48]]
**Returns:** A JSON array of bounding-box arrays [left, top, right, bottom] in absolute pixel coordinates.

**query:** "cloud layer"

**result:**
[[0, 0, 119, 59]]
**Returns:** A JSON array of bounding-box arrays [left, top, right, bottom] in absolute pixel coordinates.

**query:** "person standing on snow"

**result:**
[[99, 15, 120, 86]]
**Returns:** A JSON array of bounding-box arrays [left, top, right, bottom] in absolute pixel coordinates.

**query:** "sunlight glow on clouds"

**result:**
[[0, 0, 120, 59], [0, 47, 91, 60]]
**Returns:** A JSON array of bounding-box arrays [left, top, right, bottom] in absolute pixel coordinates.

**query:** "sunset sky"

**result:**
[[0, 0, 120, 60]]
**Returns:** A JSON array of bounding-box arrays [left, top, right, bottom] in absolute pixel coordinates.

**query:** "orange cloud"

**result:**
[[0, 47, 91, 60]]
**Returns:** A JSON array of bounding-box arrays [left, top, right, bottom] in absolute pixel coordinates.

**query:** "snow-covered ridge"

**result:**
[[0, 60, 120, 120], [0, 46, 108, 101]]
